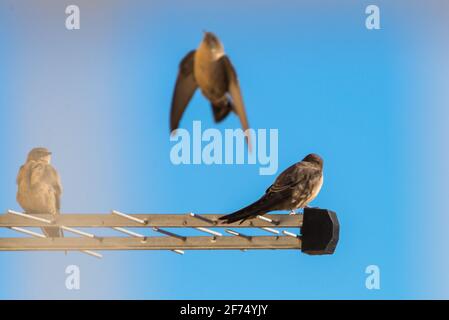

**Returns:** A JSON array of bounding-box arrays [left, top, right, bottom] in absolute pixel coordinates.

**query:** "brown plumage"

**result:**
[[170, 31, 251, 149], [16, 147, 63, 237], [219, 154, 324, 224]]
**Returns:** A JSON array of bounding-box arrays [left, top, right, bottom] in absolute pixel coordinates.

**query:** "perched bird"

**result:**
[[16, 147, 63, 237], [219, 154, 324, 224], [170, 31, 251, 147]]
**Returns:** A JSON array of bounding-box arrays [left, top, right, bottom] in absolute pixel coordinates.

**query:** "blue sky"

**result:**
[[0, 0, 448, 299]]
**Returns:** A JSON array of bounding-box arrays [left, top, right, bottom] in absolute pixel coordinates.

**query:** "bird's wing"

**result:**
[[220, 55, 251, 149], [29, 162, 46, 187], [267, 162, 320, 194], [46, 165, 63, 212], [44, 165, 63, 236], [170, 50, 197, 133], [29, 162, 62, 212], [16, 165, 26, 186]]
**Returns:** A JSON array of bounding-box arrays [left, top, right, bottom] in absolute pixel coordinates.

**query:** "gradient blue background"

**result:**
[[0, 0, 448, 299]]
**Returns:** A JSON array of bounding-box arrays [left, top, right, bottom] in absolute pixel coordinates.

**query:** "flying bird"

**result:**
[[170, 31, 251, 147], [16, 147, 63, 238], [219, 154, 324, 224]]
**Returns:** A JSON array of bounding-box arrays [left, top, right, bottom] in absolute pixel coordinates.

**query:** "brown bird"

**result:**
[[219, 154, 324, 224], [170, 31, 251, 148], [16, 147, 63, 237]]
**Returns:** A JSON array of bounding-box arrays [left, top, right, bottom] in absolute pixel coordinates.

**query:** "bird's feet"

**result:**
[[289, 210, 297, 215]]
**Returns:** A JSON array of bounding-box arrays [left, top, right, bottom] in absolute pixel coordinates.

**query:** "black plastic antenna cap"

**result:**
[[301, 207, 340, 255]]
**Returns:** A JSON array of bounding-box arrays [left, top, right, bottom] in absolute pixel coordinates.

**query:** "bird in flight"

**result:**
[[16, 147, 63, 238], [170, 31, 251, 148], [219, 154, 324, 224]]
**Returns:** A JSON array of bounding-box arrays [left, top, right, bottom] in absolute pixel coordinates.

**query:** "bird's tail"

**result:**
[[211, 99, 232, 123], [212, 99, 252, 151], [42, 227, 63, 238], [219, 195, 278, 224]]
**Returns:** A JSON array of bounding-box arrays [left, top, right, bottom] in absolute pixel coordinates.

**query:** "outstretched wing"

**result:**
[[170, 50, 197, 133], [220, 55, 251, 149]]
